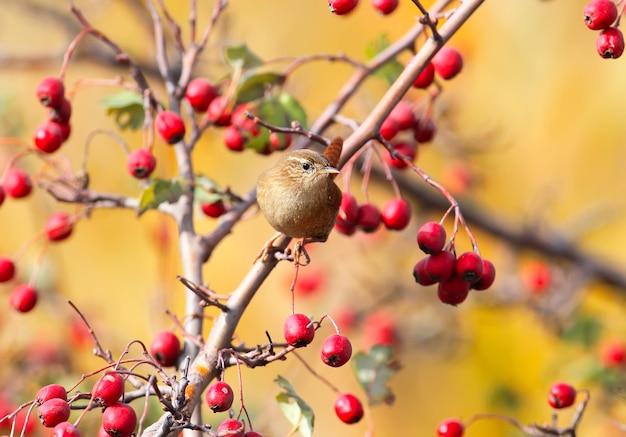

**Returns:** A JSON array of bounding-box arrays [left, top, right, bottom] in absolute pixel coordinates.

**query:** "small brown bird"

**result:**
[[256, 137, 343, 262]]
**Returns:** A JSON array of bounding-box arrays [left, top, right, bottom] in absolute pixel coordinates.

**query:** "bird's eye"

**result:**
[[301, 162, 313, 172]]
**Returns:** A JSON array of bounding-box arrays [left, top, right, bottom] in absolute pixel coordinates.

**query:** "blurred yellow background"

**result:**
[[2, 0, 626, 436]]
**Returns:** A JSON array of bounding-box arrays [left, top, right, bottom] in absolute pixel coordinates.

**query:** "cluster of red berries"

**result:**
[[412, 221, 496, 305], [34, 77, 72, 154], [328, 0, 399, 16], [583, 0, 624, 58], [204, 382, 263, 436], [335, 192, 412, 235]]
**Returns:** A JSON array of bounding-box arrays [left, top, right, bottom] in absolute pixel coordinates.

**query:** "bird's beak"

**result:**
[[322, 165, 340, 174]]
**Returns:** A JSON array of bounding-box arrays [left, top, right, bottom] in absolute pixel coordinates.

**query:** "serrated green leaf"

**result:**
[[236, 72, 285, 104], [365, 33, 392, 60], [101, 91, 145, 131], [138, 179, 184, 215], [276, 92, 307, 126], [275, 375, 314, 437], [352, 345, 398, 406], [224, 44, 263, 69], [365, 33, 404, 86]]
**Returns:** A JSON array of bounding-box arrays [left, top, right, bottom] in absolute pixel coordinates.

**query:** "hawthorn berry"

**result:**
[[412, 62, 435, 89], [437, 275, 470, 306], [37, 384, 67, 404], [205, 381, 234, 412], [45, 212, 74, 242], [412, 258, 438, 286], [0, 257, 15, 283], [36, 77, 65, 108], [383, 142, 417, 170], [0, 186, 5, 206], [207, 96, 232, 126], [149, 330, 181, 367], [547, 382, 577, 409], [93, 372, 125, 407], [38, 398, 70, 427], [320, 334, 353, 367], [597, 27, 625, 58], [49, 120, 71, 141], [201, 199, 227, 218], [10, 284, 38, 313], [216, 418, 244, 437], [334, 393, 364, 424], [362, 310, 398, 348], [53, 422, 81, 437], [231, 104, 258, 133], [413, 117, 436, 143], [101, 402, 137, 437], [417, 221, 447, 254], [455, 252, 484, 283], [4, 168, 32, 199], [329, 0, 359, 15], [583, 0, 618, 30], [381, 198, 411, 231], [437, 418, 464, 437], [389, 101, 416, 130], [424, 250, 456, 282], [471, 259, 496, 291], [185, 78, 218, 112], [223, 125, 246, 152], [33, 122, 64, 153], [356, 202, 382, 233], [269, 132, 291, 151], [156, 110, 186, 144], [126, 148, 156, 179], [600, 340, 626, 368], [522, 261, 551, 293], [336, 192, 359, 227], [432, 47, 463, 80], [284, 313, 315, 347], [49, 98, 72, 125], [380, 117, 400, 140], [372, 0, 398, 14]]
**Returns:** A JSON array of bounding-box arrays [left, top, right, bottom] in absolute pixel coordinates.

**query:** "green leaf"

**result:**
[[276, 92, 307, 126], [224, 44, 263, 69], [137, 179, 184, 215], [235, 72, 285, 104], [101, 91, 145, 131], [365, 33, 404, 86], [275, 375, 314, 437], [352, 345, 399, 406], [559, 315, 603, 347], [193, 174, 225, 205]]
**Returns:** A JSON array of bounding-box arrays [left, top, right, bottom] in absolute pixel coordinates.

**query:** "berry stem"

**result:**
[[59, 27, 90, 80], [293, 351, 342, 394]]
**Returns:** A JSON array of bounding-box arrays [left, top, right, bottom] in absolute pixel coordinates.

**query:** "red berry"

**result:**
[[37, 77, 65, 108], [417, 221, 446, 254], [437, 418, 464, 437], [412, 258, 437, 286], [37, 384, 67, 405], [231, 104, 258, 133], [471, 259, 496, 291], [33, 122, 64, 153], [149, 331, 181, 367], [362, 310, 397, 348], [126, 148, 156, 179], [216, 418, 244, 437], [522, 261, 551, 293], [597, 27, 625, 58], [0, 186, 5, 206], [4, 168, 32, 199], [201, 200, 227, 218], [101, 403, 136, 437], [45, 212, 73, 242], [320, 334, 353, 367], [583, 0, 618, 30], [38, 398, 70, 427], [185, 78, 218, 112], [329, 0, 359, 15], [547, 382, 577, 409], [424, 250, 456, 282], [49, 98, 72, 125], [600, 340, 626, 368], [53, 422, 81, 437], [223, 125, 246, 152], [413, 117, 436, 143], [380, 117, 399, 141], [49, 120, 71, 141], [334, 219, 357, 236], [432, 47, 463, 80], [207, 96, 232, 126], [383, 142, 417, 170], [269, 132, 291, 151], [437, 274, 470, 306], [334, 393, 363, 424], [205, 381, 234, 412], [10, 284, 38, 313], [389, 101, 416, 130], [284, 313, 315, 347], [337, 192, 359, 226], [93, 372, 125, 407], [0, 257, 15, 283], [381, 198, 411, 230], [455, 252, 484, 283], [412, 62, 435, 88], [372, 0, 398, 14], [356, 203, 382, 233], [156, 110, 186, 144]]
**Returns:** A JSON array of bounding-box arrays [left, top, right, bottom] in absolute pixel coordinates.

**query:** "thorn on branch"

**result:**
[[177, 275, 230, 312], [411, 0, 442, 42]]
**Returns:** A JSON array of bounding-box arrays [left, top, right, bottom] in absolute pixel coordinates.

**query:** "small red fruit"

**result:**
[[437, 275, 470, 306], [413, 117, 436, 143], [329, 0, 359, 15], [45, 212, 73, 242], [4, 168, 32, 199], [383, 142, 417, 170], [33, 122, 64, 153], [455, 252, 484, 283], [0, 257, 15, 283], [320, 334, 353, 367], [417, 221, 446, 254], [424, 250, 456, 282], [372, 0, 398, 14], [205, 381, 234, 413], [93, 372, 125, 407], [185, 78, 218, 112], [471, 259, 496, 291], [522, 261, 551, 293], [126, 148, 156, 179], [583, 0, 618, 30], [38, 398, 70, 427], [437, 418, 464, 437], [336, 192, 359, 227], [201, 199, 227, 218], [149, 330, 181, 367], [0, 186, 5, 206], [156, 110, 186, 144], [49, 98, 72, 125], [381, 198, 411, 230], [412, 258, 437, 286], [36, 77, 65, 108], [334, 393, 363, 424], [101, 402, 137, 437], [389, 101, 416, 130], [37, 384, 67, 404], [412, 62, 435, 88], [223, 125, 245, 152], [356, 203, 382, 233], [600, 340, 626, 368], [362, 310, 397, 348], [432, 47, 463, 80], [269, 132, 291, 151], [53, 422, 81, 437], [10, 284, 38, 313], [284, 313, 315, 347], [548, 382, 577, 409], [597, 27, 625, 58], [207, 96, 232, 126], [380, 117, 399, 141], [216, 418, 244, 437]]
